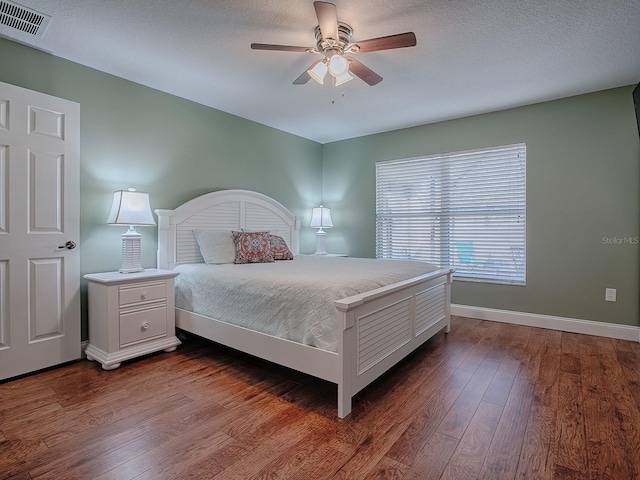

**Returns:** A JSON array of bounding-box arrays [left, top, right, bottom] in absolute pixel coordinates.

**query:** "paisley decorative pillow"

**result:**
[[269, 234, 294, 260], [232, 231, 274, 264]]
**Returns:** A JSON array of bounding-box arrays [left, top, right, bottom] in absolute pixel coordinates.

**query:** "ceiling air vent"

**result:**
[[0, 0, 51, 38]]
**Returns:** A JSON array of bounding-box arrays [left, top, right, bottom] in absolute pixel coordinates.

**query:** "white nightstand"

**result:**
[[84, 269, 180, 370]]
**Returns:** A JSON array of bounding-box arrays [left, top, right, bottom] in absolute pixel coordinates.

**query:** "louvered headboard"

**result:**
[[156, 190, 301, 270]]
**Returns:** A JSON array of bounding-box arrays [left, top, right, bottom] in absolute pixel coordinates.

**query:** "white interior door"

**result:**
[[0, 81, 80, 380]]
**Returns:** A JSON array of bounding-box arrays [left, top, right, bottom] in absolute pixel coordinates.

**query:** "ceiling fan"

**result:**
[[250, 1, 417, 87]]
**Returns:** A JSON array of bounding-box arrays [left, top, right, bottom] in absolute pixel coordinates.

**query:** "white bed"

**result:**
[[156, 189, 453, 418]]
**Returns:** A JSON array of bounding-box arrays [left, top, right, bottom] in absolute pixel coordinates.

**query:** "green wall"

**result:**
[[2, 36, 638, 334], [323, 86, 640, 326], [0, 37, 323, 339]]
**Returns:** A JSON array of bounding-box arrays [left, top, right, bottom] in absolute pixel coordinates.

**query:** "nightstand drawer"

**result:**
[[119, 281, 166, 307], [120, 305, 167, 346]]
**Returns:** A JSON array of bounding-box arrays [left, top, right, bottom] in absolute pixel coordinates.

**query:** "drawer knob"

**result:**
[[141, 292, 148, 299], [142, 322, 150, 330]]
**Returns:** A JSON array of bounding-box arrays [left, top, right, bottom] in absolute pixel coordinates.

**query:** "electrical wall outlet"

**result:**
[[605, 288, 617, 302]]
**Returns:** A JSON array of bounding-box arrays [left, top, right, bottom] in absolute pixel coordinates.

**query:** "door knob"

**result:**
[[58, 241, 77, 250]]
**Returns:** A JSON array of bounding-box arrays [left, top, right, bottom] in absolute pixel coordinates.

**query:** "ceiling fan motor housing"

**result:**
[[314, 21, 353, 54]]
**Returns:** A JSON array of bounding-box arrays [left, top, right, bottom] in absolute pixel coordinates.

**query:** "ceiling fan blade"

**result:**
[[293, 71, 311, 85], [314, 1, 339, 42], [251, 43, 311, 53], [352, 32, 417, 53], [347, 57, 383, 86], [293, 60, 322, 85]]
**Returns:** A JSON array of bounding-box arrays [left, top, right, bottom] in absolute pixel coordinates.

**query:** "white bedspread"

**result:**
[[174, 256, 439, 353]]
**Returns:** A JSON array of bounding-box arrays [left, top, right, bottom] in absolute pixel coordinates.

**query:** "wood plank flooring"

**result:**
[[2, 316, 640, 479]]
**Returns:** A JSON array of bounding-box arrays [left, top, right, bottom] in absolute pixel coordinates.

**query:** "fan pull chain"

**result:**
[[331, 92, 346, 105]]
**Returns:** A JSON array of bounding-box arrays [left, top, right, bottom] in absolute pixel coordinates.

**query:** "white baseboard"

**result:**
[[451, 304, 640, 343]]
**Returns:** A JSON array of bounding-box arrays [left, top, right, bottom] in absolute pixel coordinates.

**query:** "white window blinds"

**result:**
[[376, 143, 526, 285]]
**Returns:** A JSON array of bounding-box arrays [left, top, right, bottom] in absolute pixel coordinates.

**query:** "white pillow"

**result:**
[[193, 230, 236, 264]]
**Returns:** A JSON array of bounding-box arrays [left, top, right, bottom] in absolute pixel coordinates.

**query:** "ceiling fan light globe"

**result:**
[[328, 54, 349, 77], [333, 71, 353, 86], [308, 61, 328, 84]]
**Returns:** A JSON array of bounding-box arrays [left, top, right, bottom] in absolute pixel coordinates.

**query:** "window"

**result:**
[[376, 143, 526, 285]]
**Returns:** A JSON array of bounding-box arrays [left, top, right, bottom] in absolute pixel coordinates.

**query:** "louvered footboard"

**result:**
[[335, 268, 453, 418]]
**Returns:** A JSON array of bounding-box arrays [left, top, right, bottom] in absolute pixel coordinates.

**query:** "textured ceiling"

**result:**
[[1, 0, 639, 144]]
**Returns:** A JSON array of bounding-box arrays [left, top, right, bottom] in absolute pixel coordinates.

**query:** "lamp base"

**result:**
[[314, 232, 328, 255], [119, 227, 144, 273], [119, 266, 145, 274]]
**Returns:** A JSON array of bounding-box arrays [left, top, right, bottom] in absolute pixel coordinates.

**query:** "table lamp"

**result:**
[[309, 204, 333, 255], [106, 188, 156, 273]]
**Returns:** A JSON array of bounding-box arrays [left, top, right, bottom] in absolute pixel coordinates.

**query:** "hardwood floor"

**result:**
[[2, 316, 640, 479]]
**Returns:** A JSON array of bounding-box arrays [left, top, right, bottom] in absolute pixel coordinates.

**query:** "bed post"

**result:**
[[444, 270, 454, 333], [336, 305, 356, 418], [291, 216, 302, 256], [155, 209, 174, 270]]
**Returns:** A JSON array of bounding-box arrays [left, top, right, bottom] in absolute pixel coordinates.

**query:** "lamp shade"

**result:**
[[310, 205, 333, 229], [106, 190, 155, 226]]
